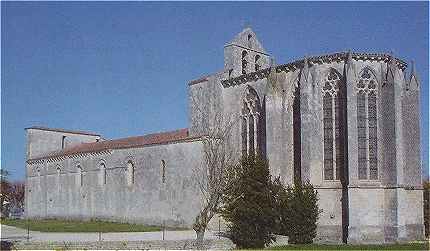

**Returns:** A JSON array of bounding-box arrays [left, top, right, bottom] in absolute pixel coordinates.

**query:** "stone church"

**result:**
[[25, 28, 424, 244]]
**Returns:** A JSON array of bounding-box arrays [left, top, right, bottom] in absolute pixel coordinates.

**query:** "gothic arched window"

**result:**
[[255, 55, 261, 71], [242, 51, 248, 75], [357, 68, 378, 180], [322, 69, 345, 180], [242, 86, 263, 156], [126, 161, 134, 186]]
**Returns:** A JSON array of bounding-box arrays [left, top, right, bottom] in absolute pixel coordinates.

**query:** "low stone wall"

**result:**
[[12, 239, 235, 250]]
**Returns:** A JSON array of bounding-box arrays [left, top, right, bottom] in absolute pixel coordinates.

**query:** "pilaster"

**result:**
[[299, 59, 313, 183], [344, 52, 358, 187]]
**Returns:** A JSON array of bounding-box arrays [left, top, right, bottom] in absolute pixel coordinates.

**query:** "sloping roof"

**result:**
[[25, 126, 100, 136], [29, 128, 195, 161], [225, 27, 268, 54], [188, 70, 224, 86]]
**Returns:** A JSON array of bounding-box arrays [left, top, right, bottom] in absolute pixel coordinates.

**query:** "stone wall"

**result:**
[[26, 140, 204, 227], [26, 128, 100, 159]]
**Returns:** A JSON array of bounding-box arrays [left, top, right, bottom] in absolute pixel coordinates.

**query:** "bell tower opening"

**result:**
[[224, 28, 271, 78]]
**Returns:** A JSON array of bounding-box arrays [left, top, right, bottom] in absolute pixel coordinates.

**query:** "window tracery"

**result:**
[[241, 86, 262, 156], [322, 69, 344, 180], [356, 67, 378, 180]]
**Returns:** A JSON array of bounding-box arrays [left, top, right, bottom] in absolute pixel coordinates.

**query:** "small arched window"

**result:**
[[126, 161, 134, 186], [100, 162, 107, 185], [242, 50, 248, 75], [255, 55, 261, 71], [357, 67, 378, 180], [36, 167, 41, 189], [56, 166, 61, 189], [161, 160, 166, 183], [77, 165, 83, 187], [61, 136, 66, 149]]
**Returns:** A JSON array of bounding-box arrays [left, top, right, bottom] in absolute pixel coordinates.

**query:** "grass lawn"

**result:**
[[1, 218, 188, 232], [267, 242, 429, 250]]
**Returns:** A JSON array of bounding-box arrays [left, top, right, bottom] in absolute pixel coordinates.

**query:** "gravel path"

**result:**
[[1, 224, 235, 250], [1, 224, 289, 250], [0, 224, 222, 242]]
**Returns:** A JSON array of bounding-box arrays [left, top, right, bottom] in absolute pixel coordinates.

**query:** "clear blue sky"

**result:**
[[2, 2, 429, 181]]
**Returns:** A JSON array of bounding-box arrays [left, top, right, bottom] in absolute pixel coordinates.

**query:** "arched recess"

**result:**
[[126, 160, 135, 186], [241, 85, 266, 157], [99, 161, 107, 185], [77, 164, 83, 187], [161, 160, 166, 183], [356, 67, 379, 180], [321, 68, 346, 181], [36, 167, 41, 189], [56, 165, 61, 190]]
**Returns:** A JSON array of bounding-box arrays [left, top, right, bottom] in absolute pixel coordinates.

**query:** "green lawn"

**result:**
[[1, 218, 188, 232], [267, 242, 429, 250]]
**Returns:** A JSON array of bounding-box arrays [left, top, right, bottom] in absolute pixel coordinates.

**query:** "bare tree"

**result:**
[[1, 169, 11, 217], [9, 181, 25, 209], [192, 111, 237, 246]]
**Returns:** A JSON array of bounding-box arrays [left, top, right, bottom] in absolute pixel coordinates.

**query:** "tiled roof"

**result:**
[[25, 126, 100, 136], [29, 128, 194, 161], [188, 70, 224, 86]]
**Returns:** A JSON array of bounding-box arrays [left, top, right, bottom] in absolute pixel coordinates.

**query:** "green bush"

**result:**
[[276, 181, 321, 244], [220, 154, 277, 248]]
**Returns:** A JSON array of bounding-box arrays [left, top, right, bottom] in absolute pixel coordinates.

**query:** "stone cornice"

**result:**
[[26, 150, 112, 165], [26, 136, 205, 165], [221, 51, 408, 88]]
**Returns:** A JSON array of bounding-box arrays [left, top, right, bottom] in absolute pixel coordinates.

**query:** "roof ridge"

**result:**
[[25, 126, 100, 136], [27, 128, 192, 162]]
